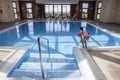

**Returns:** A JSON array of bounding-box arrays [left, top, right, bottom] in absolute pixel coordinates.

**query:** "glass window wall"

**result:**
[[45, 4, 70, 19]]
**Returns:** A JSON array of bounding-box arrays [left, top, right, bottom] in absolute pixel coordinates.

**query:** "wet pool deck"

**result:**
[[0, 20, 120, 80]]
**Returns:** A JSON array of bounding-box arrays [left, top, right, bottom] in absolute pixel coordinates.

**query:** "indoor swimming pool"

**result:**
[[0, 20, 120, 78]]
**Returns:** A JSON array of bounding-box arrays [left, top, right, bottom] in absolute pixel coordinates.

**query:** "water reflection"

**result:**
[[86, 24, 120, 46], [45, 20, 70, 33], [19, 23, 29, 37], [28, 21, 34, 35], [0, 21, 120, 46]]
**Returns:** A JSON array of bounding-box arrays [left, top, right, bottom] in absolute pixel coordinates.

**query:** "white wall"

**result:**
[[95, 0, 119, 23], [0, 0, 9, 22], [102, 0, 118, 22], [0, 0, 20, 22], [115, 0, 120, 23], [6, 0, 15, 22]]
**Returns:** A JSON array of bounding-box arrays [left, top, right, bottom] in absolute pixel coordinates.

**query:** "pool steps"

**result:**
[[19, 62, 79, 70], [27, 53, 77, 63], [29, 53, 75, 59], [27, 57, 76, 63], [10, 69, 81, 78], [9, 52, 81, 78]]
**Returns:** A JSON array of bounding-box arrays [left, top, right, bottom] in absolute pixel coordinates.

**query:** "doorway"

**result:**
[[79, 1, 96, 19], [19, 1, 35, 19], [81, 3, 89, 18]]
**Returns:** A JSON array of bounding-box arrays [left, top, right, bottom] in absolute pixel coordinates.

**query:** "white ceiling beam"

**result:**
[[35, 0, 79, 4]]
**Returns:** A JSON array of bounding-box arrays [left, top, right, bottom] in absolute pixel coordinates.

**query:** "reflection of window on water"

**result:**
[[16, 26, 20, 38], [81, 21, 87, 27], [95, 28, 98, 35], [28, 22, 34, 35], [15, 22, 33, 37], [45, 21, 70, 33]]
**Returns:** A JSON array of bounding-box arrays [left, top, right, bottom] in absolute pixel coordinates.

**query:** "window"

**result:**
[[54, 5, 62, 18], [26, 3, 33, 18], [45, 4, 70, 18], [62, 5, 66, 17], [62, 5, 70, 18], [97, 2, 102, 20], [45, 5, 53, 18], [81, 3, 89, 18], [58, 5, 61, 15], [12, 2, 18, 19], [49, 5, 53, 16], [66, 5, 70, 16], [54, 5, 58, 17], [45, 5, 49, 17]]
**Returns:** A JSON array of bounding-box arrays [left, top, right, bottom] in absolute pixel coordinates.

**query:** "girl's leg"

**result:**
[[85, 40, 87, 48], [80, 38, 85, 48], [81, 41, 84, 48]]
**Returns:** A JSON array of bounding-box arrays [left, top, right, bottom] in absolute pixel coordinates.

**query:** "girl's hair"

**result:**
[[80, 27, 83, 31]]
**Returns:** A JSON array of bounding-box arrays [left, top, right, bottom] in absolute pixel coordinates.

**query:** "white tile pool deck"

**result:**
[[0, 47, 28, 79], [87, 47, 120, 80]]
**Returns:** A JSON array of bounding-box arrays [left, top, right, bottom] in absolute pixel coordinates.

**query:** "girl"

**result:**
[[77, 27, 90, 48]]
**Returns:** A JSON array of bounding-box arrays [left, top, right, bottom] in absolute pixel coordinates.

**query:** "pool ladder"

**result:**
[[37, 36, 50, 79]]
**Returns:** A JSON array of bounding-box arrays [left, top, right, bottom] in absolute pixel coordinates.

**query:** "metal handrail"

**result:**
[[37, 36, 51, 78], [40, 36, 53, 69], [40, 36, 50, 59], [37, 36, 45, 79]]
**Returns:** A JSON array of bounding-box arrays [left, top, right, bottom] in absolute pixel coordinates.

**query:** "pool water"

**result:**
[[0, 21, 120, 78]]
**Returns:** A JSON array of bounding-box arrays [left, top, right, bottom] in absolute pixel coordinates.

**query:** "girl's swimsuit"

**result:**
[[77, 32, 90, 40]]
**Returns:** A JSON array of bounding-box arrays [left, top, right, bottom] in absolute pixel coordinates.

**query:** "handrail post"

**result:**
[[38, 36, 45, 79], [40, 37, 50, 60], [47, 39, 50, 60]]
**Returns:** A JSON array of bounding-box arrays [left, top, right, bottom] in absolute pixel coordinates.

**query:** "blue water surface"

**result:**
[[0, 21, 120, 78]]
